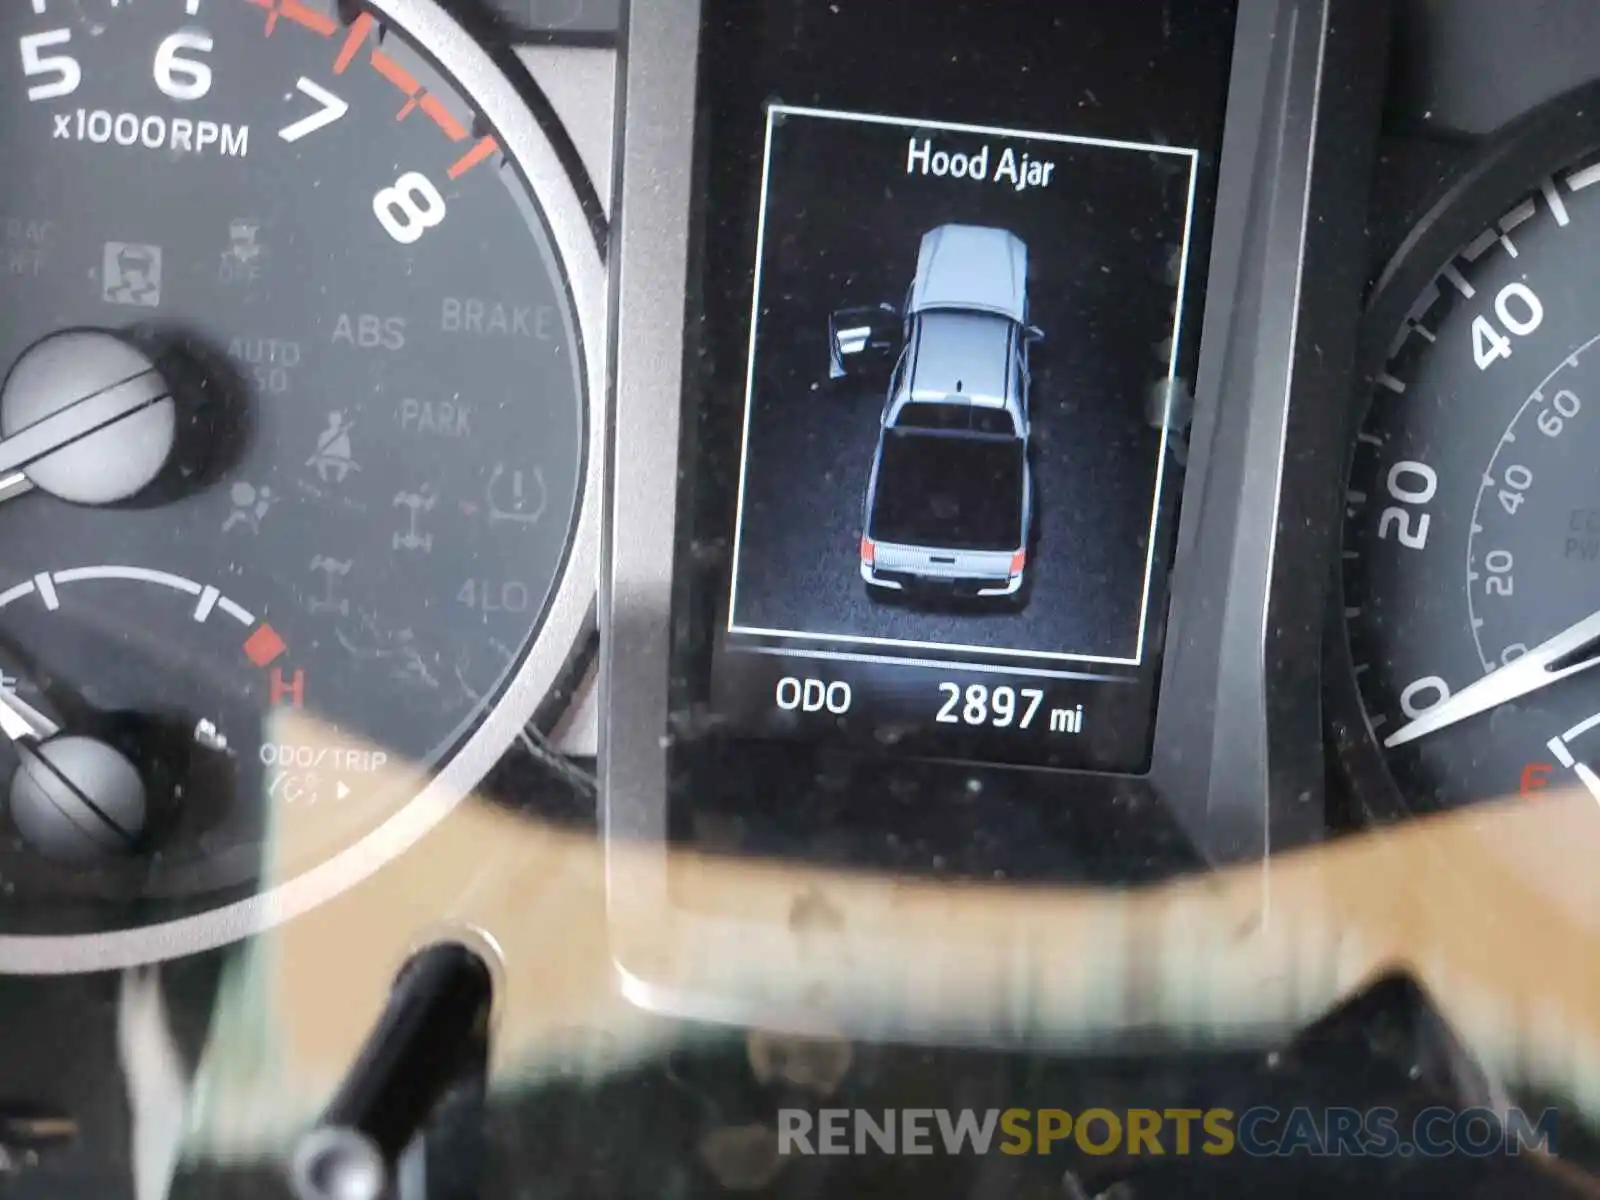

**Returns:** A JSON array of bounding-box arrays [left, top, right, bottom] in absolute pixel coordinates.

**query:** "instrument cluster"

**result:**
[[0, 0, 1594, 1008]]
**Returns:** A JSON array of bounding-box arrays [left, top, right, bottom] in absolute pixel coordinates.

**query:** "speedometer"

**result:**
[[0, 0, 602, 967], [1334, 85, 1600, 818]]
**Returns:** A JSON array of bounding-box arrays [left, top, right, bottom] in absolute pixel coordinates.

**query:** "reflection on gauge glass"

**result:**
[[0, 0, 595, 946], [1338, 98, 1600, 816]]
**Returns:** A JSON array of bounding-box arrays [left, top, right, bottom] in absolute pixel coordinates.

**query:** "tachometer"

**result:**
[[0, 0, 602, 965], [1335, 85, 1600, 817]]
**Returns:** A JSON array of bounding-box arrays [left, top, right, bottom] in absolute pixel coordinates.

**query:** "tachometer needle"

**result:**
[[0, 471, 33, 506], [0, 331, 178, 508], [0, 687, 60, 744], [0, 366, 168, 479], [1385, 609, 1600, 748]]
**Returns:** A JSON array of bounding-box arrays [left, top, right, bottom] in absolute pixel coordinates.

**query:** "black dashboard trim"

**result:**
[[601, 0, 1393, 1033]]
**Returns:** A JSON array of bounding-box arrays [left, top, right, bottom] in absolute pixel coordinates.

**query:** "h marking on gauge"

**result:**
[[270, 668, 306, 709]]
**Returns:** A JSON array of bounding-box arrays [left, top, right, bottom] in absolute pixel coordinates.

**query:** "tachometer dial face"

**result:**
[[0, 0, 601, 961], [1336, 91, 1600, 817]]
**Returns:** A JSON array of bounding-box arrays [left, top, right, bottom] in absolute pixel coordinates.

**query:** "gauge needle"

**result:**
[[1384, 609, 1600, 747], [0, 366, 168, 480], [0, 471, 33, 505], [0, 685, 147, 860], [0, 687, 60, 744]]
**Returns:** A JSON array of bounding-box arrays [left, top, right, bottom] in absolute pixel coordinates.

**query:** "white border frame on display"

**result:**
[[724, 104, 1202, 669]]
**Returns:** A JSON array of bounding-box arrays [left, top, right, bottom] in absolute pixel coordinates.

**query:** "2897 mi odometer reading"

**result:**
[[0, 0, 598, 954], [932, 684, 1085, 735], [1339, 112, 1600, 814], [767, 675, 1089, 739]]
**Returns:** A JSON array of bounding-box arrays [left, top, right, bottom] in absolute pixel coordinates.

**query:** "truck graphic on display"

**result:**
[[829, 224, 1041, 604]]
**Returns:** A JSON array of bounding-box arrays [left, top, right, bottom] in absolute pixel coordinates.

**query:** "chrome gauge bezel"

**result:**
[[1329, 81, 1600, 823], [0, 0, 605, 973]]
